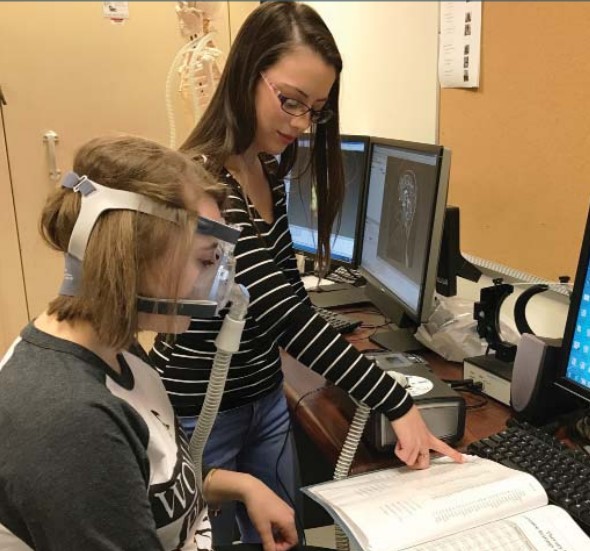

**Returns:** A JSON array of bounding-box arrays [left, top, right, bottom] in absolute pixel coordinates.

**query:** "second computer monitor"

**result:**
[[286, 134, 369, 267], [360, 138, 450, 349]]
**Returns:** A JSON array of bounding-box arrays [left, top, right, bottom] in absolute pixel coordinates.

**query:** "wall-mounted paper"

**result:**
[[103, 2, 129, 23], [439, 1, 482, 89]]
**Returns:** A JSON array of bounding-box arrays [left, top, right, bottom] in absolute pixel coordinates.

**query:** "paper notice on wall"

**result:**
[[103, 2, 129, 23], [439, 1, 482, 88]]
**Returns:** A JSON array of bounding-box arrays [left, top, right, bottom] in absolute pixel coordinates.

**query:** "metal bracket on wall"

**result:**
[[43, 130, 61, 181]]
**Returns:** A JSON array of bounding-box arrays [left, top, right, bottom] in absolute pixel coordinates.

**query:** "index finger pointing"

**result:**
[[431, 439, 464, 463]]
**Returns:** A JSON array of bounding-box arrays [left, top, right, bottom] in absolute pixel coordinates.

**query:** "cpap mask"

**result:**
[[59, 171, 241, 319]]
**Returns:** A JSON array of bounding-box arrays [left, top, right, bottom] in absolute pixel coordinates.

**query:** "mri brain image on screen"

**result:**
[[398, 169, 418, 266], [376, 156, 436, 281], [362, 143, 445, 315]]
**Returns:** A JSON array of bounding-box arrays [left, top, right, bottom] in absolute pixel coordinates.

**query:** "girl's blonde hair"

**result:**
[[40, 135, 225, 349]]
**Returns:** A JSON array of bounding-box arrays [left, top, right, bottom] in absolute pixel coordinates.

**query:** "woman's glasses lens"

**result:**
[[280, 97, 333, 124], [311, 109, 333, 124]]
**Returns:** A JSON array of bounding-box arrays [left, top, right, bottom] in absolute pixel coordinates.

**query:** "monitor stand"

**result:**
[[364, 285, 423, 352], [370, 324, 423, 353]]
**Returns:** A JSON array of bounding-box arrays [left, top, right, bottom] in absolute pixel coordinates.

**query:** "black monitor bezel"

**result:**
[[288, 133, 371, 268], [436, 205, 482, 297], [358, 136, 450, 324], [555, 205, 590, 405]]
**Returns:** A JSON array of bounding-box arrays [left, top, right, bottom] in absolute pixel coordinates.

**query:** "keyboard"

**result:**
[[313, 306, 362, 334], [326, 266, 366, 287], [467, 418, 590, 534]]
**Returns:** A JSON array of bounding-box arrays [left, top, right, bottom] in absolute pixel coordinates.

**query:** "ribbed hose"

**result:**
[[189, 349, 232, 493], [188, 284, 249, 493], [333, 402, 371, 551]]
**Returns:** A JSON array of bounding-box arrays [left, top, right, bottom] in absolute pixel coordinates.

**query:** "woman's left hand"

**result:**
[[204, 469, 298, 551], [242, 477, 299, 551]]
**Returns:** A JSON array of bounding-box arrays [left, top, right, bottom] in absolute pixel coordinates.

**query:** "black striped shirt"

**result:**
[[151, 156, 413, 421]]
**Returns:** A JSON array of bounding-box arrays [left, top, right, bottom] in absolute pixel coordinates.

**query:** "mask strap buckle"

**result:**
[[61, 171, 96, 196]]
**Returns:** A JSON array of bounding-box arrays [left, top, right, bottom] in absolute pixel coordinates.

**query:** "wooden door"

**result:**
[[0, 91, 28, 354], [0, 1, 231, 327]]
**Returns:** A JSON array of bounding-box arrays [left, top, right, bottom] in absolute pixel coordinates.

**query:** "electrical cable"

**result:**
[[347, 326, 379, 342], [273, 386, 330, 544], [274, 418, 307, 546], [444, 378, 488, 409], [340, 308, 383, 316]]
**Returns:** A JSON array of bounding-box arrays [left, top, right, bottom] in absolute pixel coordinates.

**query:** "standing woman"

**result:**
[[151, 1, 463, 545], [0, 135, 297, 551]]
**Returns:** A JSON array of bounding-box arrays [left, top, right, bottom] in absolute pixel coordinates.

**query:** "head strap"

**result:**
[[62, 171, 240, 260], [62, 171, 179, 261]]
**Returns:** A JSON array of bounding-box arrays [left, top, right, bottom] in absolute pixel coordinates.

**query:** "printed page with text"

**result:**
[[303, 457, 589, 551]]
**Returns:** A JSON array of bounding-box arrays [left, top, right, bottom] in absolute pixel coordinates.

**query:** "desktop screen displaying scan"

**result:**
[[361, 138, 450, 324], [285, 135, 369, 265], [558, 206, 590, 405]]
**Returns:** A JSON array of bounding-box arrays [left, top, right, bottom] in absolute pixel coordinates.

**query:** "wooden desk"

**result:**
[[282, 311, 512, 475]]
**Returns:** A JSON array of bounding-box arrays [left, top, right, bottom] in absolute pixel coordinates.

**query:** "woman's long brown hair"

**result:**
[[181, 1, 345, 274]]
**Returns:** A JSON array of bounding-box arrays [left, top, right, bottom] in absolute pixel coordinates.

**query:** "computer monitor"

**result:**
[[359, 137, 451, 352], [436, 205, 482, 297], [285, 134, 370, 268], [556, 205, 590, 406]]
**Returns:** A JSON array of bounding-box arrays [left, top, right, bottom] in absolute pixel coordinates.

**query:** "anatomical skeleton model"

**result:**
[[166, 2, 225, 148]]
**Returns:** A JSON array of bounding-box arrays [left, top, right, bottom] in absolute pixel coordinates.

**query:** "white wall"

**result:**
[[307, 1, 440, 142], [228, 1, 259, 42]]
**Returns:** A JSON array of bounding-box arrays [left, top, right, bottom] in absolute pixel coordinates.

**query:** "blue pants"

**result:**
[[181, 386, 301, 545]]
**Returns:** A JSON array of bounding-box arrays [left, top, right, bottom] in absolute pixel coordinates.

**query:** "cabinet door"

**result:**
[[0, 92, 28, 354], [0, 2, 230, 320]]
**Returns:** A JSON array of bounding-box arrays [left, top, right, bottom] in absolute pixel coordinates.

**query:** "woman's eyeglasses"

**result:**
[[260, 73, 333, 125]]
